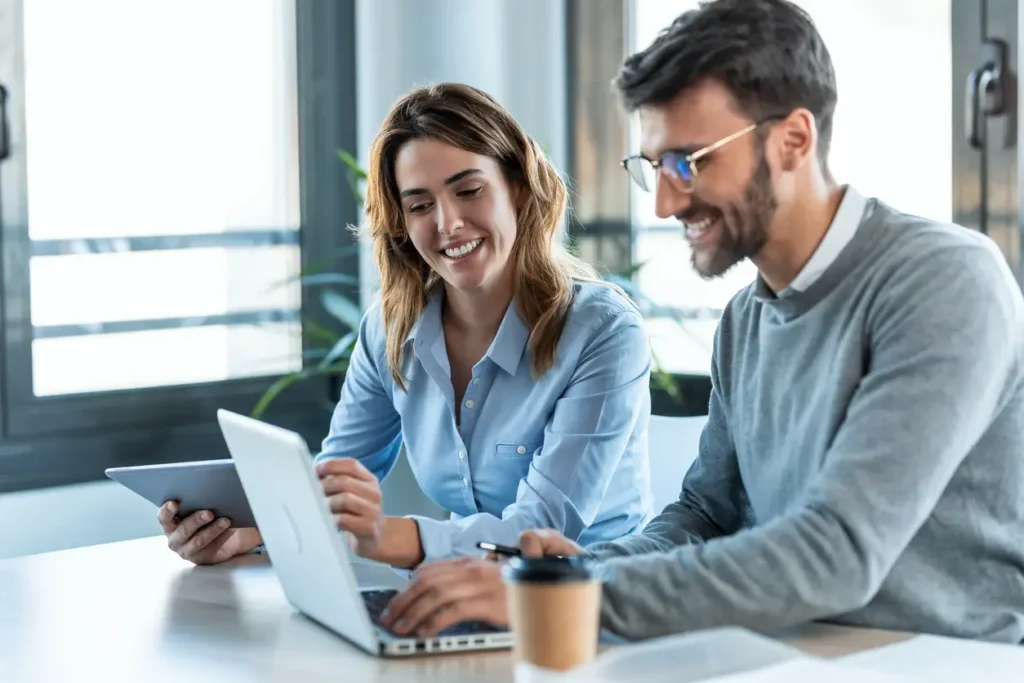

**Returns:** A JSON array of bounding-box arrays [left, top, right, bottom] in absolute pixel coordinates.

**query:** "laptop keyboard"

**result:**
[[360, 589, 503, 638]]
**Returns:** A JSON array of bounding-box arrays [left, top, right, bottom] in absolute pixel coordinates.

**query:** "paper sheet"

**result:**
[[839, 635, 1024, 682], [700, 658, 915, 682], [512, 629, 916, 683]]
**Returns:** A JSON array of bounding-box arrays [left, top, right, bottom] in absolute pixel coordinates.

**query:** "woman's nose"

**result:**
[[436, 202, 463, 235]]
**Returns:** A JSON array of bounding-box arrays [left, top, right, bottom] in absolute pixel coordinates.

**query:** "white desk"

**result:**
[[0, 537, 912, 682]]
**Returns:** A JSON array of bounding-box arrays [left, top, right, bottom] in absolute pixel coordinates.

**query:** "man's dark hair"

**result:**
[[615, 0, 837, 164]]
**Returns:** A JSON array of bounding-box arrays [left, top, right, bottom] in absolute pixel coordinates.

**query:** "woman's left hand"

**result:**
[[380, 557, 509, 637], [317, 458, 386, 557]]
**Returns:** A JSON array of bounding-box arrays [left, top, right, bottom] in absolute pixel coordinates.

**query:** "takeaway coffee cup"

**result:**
[[501, 555, 602, 671]]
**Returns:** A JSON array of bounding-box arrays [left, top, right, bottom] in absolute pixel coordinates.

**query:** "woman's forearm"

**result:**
[[366, 517, 425, 569]]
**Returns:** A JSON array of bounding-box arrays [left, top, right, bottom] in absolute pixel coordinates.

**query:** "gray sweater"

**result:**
[[588, 198, 1024, 643]]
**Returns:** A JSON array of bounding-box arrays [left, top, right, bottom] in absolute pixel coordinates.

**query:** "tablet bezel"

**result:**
[[105, 459, 258, 528]]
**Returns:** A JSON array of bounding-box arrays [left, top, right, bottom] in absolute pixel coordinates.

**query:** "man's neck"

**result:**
[[754, 180, 845, 293], [442, 278, 514, 342]]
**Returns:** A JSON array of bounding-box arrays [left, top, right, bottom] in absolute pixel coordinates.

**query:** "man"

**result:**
[[379, 0, 1024, 643]]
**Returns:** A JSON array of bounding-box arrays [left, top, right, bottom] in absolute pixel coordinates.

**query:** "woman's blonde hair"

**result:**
[[362, 82, 604, 390]]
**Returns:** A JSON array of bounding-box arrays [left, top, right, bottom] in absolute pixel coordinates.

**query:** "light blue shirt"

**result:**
[[315, 281, 655, 562]]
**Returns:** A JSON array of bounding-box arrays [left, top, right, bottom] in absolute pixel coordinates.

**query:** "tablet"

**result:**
[[105, 459, 258, 528]]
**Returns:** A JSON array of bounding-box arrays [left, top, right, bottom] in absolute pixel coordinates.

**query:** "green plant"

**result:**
[[250, 151, 369, 419], [252, 151, 680, 418]]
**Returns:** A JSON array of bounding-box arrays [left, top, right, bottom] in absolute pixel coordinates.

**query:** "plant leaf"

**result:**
[[264, 246, 362, 292], [617, 260, 648, 279], [321, 290, 364, 331], [337, 150, 367, 180], [649, 347, 681, 401], [303, 316, 342, 346], [250, 365, 350, 419], [300, 245, 361, 276], [318, 329, 357, 369], [337, 150, 367, 206]]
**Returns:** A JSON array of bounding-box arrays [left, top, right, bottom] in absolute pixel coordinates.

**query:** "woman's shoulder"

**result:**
[[564, 280, 645, 332], [355, 299, 388, 353]]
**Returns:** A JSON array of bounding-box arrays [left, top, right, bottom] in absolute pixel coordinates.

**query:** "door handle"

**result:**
[[966, 39, 1008, 149], [0, 83, 9, 161]]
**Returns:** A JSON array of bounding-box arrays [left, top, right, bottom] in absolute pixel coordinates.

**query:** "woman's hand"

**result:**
[[379, 557, 508, 637], [317, 458, 387, 557], [316, 458, 424, 567], [157, 501, 262, 565]]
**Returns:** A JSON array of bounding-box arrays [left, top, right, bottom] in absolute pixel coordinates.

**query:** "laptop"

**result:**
[[215, 409, 514, 657]]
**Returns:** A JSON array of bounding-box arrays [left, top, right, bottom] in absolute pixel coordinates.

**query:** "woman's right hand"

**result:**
[[157, 500, 263, 565]]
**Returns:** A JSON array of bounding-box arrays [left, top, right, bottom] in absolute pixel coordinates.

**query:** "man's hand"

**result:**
[[379, 557, 508, 637], [158, 501, 262, 565], [519, 529, 586, 558]]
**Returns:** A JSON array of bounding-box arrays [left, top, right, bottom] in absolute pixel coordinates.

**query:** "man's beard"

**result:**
[[691, 151, 778, 280]]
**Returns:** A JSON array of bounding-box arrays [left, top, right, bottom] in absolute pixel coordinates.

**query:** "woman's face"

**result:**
[[394, 138, 519, 294]]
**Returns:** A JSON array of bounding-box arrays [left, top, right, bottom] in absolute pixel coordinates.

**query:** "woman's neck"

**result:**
[[442, 279, 514, 342]]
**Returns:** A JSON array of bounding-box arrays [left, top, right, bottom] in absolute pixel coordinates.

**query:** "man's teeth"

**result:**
[[685, 216, 715, 237], [443, 238, 482, 259]]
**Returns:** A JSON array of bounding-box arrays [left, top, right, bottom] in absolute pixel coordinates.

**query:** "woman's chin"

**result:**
[[439, 259, 498, 292]]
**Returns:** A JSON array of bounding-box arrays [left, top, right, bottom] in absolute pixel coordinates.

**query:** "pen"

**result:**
[[476, 541, 522, 557]]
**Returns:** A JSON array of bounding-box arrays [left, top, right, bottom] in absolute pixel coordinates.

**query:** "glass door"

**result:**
[[953, 0, 1019, 279]]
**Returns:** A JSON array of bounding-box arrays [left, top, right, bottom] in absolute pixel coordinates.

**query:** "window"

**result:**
[[629, 0, 953, 375], [23, 0, 302, 396], [0, 0, 359, 491]]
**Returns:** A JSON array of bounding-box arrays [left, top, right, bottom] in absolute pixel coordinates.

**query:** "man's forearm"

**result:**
[[587, 490, 734, 560], [594, 504, 876, 640]]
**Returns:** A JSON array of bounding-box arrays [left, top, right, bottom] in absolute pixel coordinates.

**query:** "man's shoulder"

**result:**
[[868, 200, 1015, 295], [716, 277, 760, 326]]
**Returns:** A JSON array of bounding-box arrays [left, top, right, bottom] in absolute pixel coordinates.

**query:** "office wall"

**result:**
[[0, 480, 160, 559]]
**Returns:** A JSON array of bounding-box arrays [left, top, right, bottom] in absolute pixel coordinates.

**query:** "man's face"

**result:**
[[638, 80, 778, 279]]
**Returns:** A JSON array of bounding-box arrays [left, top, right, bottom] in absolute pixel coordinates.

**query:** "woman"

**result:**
[[157, 83, 654, 572]]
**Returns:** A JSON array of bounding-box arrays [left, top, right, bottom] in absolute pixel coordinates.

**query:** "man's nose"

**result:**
[[654, 172, 692, 220]]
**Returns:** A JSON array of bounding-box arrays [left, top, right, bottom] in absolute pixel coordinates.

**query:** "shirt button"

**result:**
[[464, 399, 475, 409], [517, 445, 527, 454], [472, 377, 480, 385], [462, 478, 468, 487], [458, 450, 466, 460]]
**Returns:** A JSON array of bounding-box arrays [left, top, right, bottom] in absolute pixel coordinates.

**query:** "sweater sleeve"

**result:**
[[595, 239, 1024, 640], [585, 320, 750, 559]]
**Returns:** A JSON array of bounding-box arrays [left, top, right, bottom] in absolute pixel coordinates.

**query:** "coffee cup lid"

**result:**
[[500, 555, 594, 583]]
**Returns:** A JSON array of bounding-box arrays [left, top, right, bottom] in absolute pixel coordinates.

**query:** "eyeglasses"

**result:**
[[621, 116, 784, 193]]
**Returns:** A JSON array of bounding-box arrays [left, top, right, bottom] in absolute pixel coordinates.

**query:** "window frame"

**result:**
[[0, 0, 360, 492], [565, 0, 712, 416]]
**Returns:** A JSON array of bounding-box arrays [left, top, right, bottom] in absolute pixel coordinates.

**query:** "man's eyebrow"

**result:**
[[643, 144, 703, 159], [400, 168, 483, 198]]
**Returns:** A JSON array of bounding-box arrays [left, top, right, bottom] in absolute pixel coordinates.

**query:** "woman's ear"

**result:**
[[510, 179, 523, 205]]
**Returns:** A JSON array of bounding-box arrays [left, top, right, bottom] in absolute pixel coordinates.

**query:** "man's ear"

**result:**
[[776, 108, 818, 172]]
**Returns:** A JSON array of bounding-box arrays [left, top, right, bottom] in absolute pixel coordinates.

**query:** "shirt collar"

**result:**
[[405, 288, 529, 376], [781, 185, 866, 295]]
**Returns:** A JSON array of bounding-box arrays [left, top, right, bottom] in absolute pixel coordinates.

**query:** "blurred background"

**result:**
[[0, 0, 1013, 557]]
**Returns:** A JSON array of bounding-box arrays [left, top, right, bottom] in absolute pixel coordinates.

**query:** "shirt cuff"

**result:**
[[407, 515, 454, 562]]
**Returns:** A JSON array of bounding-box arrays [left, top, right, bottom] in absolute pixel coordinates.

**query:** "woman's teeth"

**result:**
[[443, 238, 482, 259]]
